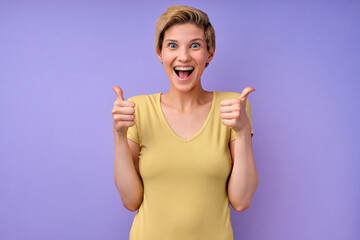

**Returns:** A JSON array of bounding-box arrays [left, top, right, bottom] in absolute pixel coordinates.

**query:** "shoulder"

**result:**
[[127, 93, 159, 104], [215, 91, 252, 102], [215, 91, 242, 100]]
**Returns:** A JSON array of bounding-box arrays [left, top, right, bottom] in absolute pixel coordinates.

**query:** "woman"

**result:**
[[111, 5, 258, 240]]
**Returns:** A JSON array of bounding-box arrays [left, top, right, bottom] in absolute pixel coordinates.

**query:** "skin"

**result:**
[[156, 23, 214, 114], [111, 22, 258, 212], [112, 86, 143, 211], [221, 87, 258, 211], [156, 23, 215, 139]]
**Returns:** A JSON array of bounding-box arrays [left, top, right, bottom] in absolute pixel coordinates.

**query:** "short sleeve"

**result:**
[[230, 98, 254, 142], [126, 97, 140, 144]]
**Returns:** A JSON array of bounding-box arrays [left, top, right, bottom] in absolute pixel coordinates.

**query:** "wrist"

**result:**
[[235, 128, 252, 138], [113, 129, 127, 139]]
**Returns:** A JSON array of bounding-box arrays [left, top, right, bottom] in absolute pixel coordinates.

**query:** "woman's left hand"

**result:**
[[220, 87, 255, 134]]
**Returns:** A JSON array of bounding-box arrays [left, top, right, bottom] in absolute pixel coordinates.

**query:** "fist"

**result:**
[[111, 86, 135, 135], [220, 87, 255, 134]]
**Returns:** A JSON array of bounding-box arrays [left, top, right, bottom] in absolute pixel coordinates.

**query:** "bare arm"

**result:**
[[112, 86, 143, 212], [228, 132, 258, 212], [113, 132, 143, 212], [220, 87, 258, 212]]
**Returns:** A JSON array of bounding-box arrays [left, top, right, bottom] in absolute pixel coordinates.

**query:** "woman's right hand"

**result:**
[[112, 86, 135, 135]]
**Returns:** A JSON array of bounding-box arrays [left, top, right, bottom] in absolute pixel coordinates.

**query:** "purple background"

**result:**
[[1, 0, 359, 239]]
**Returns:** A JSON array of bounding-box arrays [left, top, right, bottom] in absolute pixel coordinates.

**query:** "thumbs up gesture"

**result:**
[[220, 87, 255, 135], [112, 86, 135, 135]]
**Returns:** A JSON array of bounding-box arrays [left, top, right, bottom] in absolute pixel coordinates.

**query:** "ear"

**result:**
[[206, 47, 215, 64], [156, 50, 163, 64]]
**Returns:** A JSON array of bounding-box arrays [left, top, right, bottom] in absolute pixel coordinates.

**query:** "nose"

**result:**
[[178, 47, 191, 62]]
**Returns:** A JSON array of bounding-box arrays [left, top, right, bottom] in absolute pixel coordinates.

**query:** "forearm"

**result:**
[[228, 131, 258, 211], [114, 132, 143, 211]]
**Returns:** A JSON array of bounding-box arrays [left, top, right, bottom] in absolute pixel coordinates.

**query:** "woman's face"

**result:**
[[157, 23, 214, 92]]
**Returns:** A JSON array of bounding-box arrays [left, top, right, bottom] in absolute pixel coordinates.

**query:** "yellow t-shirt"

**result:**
[[126, 91, 254, 240]]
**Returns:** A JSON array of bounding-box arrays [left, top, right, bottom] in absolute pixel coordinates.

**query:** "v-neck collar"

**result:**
[[157, 91, 216, 143]]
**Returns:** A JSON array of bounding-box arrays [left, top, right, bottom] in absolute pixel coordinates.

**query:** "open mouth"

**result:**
[[174, 66, 194, 80]]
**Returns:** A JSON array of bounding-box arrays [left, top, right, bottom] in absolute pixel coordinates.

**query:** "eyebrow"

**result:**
[[164, 38, 205, 42]]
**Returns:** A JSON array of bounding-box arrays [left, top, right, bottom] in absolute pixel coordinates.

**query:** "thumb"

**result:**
[[240, 87, 255, 101], [112, 86, 125, 101]]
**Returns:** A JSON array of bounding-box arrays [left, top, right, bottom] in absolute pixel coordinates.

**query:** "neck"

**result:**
[[163, 82, 210, 112]]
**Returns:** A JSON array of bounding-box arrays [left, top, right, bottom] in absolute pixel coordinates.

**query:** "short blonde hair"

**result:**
[[155, 5, 216, 66]]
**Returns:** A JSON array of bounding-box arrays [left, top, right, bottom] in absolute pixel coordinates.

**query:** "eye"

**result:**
[[169, 43, 177, 48], [191, 43, 200, 48]]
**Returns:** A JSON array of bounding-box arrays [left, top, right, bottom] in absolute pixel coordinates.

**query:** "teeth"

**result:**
[[174, 66, 194, 71]]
